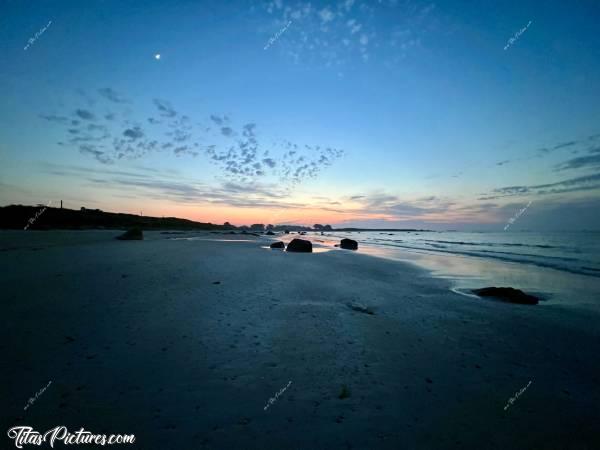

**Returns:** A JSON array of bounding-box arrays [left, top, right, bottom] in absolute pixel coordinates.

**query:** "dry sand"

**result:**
[[1, 230, 599, 449]]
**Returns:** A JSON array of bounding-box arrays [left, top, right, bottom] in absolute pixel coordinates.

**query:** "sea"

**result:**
[[316, 230, 600, 309]]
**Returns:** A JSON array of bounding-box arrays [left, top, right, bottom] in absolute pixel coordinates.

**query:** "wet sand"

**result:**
[[1, 230, 599, 449]]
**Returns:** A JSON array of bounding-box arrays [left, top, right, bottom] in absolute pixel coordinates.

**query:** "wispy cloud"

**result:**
[[153, 99, 177, 118], [495, 132, 600, 167], [479, 173, 600, 199], [555, 154, 600, 171], [98, 88, 130, 104], [41, 163, 309, 210], [75, 109, 95, 121]]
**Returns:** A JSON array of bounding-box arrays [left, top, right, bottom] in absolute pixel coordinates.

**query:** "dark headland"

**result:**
[[0, 204, 430, 232]]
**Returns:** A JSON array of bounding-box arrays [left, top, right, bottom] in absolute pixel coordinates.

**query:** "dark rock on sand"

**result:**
[[270, 241, 285, 249], [472, 287, 539, 305], [286, 238, 312, 253], [284, 230, 290, 234], [116, 228, 143, 240], [340, 238, 358, 250], [347, 303, 374, 315], [338, 385, 351, 399]]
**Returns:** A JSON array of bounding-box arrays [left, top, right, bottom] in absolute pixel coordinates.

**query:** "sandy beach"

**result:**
[[1, 230, 599, 449]]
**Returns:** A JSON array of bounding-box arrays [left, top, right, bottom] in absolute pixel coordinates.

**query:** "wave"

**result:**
[[421, 239, 563, 250], [367, 241, 600, 278]]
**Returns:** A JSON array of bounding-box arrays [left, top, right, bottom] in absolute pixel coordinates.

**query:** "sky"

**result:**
[[1, 0, 600, 230]]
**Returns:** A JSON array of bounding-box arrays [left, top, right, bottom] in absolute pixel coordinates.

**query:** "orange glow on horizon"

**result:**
[[106, 198, 501, 227]]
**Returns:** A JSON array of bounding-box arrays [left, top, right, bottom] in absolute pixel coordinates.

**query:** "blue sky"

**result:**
[[1, 0, 600, 230]]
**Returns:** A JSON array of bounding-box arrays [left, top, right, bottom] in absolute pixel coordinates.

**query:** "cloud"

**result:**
[[41, 163, 305, 210], [153, 99, 177, 118], [480, 173, 600, 199], [534, 132, 600, 157], [174, 145, 197, 157], [346, 192, 456, 219], [75, 109, 95, 120], [243, 123, 256, 138], [98, 88, 129, 104], [210, 115, 226, 126], [78, 144, 111, 164], [555, 154, 600, 171], [221, 127, 235, 137], [123, 126, 144, 140], [319, 7, 335, 23], [39, 114, 70, 124], [552, 141, 577, 150], [203, 119, 344, 184], [260, 0, 434, 67], [42, 91, 345, 181], [262, 158, 276, 168]]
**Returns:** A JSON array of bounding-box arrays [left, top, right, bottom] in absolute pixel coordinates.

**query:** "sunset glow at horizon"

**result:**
[[2, 0, 600, 231]]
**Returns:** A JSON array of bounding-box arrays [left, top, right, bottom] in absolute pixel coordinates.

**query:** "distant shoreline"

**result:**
[[0, 204, 431, 232]]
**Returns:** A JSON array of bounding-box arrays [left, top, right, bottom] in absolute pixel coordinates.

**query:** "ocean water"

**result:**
[[316, 230, 600, 308]]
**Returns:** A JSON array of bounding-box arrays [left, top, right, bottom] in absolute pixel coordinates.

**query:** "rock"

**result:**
[[340, 238, 358, 250], [286, 238, 312, 253], [284, 230, 290, 234], [116, 228, 143, 240], [270, 241, 285, 249], [347, 303, 374, 315], [338, 385, 351, 399], [472, 287, 539, 305], [266, 231, 275, 235]]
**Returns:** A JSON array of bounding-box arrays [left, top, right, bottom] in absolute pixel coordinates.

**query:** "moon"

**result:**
[[154, 53, 161, 60]]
